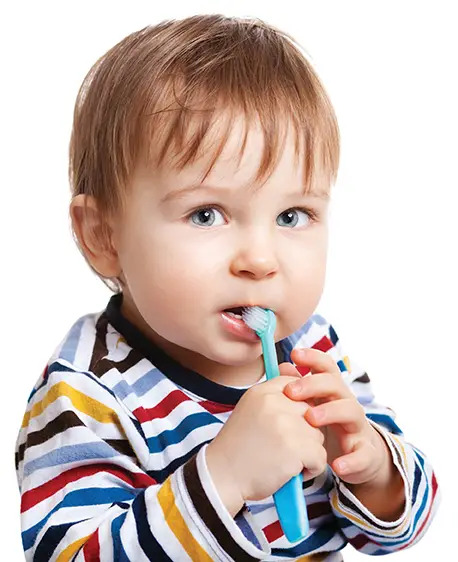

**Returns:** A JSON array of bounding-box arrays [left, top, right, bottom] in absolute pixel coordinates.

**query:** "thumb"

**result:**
[[278, 362, 302, 378]]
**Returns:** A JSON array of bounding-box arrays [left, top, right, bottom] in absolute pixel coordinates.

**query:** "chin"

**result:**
[[205, 344, 262, 366]]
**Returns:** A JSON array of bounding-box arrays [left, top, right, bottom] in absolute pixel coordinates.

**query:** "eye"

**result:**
[[188, 207, 225, 227], [277, 207, 316, 228]]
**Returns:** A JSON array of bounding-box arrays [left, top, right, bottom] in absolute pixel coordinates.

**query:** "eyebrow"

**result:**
[[160, 183, 330, 203]]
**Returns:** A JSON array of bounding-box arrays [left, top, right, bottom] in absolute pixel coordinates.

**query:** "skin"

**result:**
[[71, 114, 405, 521]]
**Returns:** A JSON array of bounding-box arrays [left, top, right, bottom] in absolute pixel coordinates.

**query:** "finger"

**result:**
[[291, 348, 342, 377], [331, 443, 374, 480], [278, 362, 302, 379], [300, 440, 328, 481], [305, 398, 366, 433], [284, 372, 352, 402]]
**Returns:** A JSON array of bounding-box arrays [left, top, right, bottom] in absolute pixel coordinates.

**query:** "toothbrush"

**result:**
[[241, 306, 309, 543]]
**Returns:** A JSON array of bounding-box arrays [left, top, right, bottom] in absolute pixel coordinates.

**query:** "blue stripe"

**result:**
[[112, 367, 164, 400], [59, 317, 85, 365], [34, 520, 83, 562], [23, 442, 121, 477], [287, 316, 316, 349], [112, 511, 131, 561], [337, 359, 348, 373], [347, 452, 430, 550], [365, 413, 403, 435], [234, 510, 262, 549], [146, 412, 221, 454], [22, 488, 137, 551], [147, 441, 210, 482], [328, 324, 339, 346], [132, 491, 172, 560], [271, 521, 339, 557]]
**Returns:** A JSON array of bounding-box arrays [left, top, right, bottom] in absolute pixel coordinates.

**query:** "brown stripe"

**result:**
[[16, 410, 85, 464], [354, 372, 370, 383], [89, 314, 111, 375], [336, 438, 405, 532], [89, 313, 146, 378], [106, 438, 136, 458], [182, 455, 260, 561]]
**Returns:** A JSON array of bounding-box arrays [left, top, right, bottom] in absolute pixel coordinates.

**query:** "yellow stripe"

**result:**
[[331, 489, 409, 536], [21, 381, 123, 434], [390, 433, 409, 471], [343, 355, 351, 372], [56, 535, 90, 561], [158, 477, 213, 561]]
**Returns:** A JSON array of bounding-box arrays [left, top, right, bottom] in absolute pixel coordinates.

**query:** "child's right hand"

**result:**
[[206, 368, 327, 516]]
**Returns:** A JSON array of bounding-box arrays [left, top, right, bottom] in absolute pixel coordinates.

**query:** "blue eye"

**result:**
[[189, 207, 225, 227], [277, 208, 315, 228]]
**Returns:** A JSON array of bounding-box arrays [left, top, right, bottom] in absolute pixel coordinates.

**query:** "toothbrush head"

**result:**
[[241, 306, 276, 337]]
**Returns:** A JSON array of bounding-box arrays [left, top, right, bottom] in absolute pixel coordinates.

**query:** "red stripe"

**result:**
[[133, 389, 190, 422], [312, 335, 334, 353], [399, 471, 439, 550], [262, 500, 332, 543], [263, 519, 283, 542], [83, 529, 100, 562], [21, 463, 156, 512], [349, 471, 439, 552], [199, 400, 234, 414], [348, 532, 371, 550]]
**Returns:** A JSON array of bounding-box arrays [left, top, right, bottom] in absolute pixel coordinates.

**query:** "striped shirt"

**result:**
[[15, 293, 440, 561]]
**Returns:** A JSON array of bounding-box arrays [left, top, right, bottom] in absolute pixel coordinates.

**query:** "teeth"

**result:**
[[225, 311, 243, 319]]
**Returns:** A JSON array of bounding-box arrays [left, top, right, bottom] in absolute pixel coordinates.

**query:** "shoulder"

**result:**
[[286, 313, 351, 374], [25, 305, 130, 405]]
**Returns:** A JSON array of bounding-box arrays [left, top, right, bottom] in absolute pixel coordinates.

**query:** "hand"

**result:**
[[206, 374, 327, 516], [282, 348, 389, 487]]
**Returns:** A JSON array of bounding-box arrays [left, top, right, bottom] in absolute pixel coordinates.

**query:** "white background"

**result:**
[[1, 0, 456, 559]]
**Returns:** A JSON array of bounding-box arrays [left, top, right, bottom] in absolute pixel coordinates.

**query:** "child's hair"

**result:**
[[69, 14, 340, 291]]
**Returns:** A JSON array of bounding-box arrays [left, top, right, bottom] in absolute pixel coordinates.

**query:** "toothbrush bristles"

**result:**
[[241, 306, 269, 332]]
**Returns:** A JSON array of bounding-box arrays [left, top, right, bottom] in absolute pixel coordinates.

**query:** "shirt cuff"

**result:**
[[177, 444, 271, 559], [330, 420, 412, 535]]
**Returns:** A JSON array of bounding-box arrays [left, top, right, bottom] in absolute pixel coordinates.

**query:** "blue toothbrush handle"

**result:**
[[259, 311, 309, 543], [273, 473, 309, 542]]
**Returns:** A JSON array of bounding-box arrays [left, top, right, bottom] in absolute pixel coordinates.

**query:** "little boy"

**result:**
[[15, 15, 439, 561]]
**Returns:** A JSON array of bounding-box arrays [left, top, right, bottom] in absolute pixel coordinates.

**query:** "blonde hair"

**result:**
[[69, 14, 340, 291]]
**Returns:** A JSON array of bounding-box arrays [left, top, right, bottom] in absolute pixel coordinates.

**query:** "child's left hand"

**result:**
[[282, 348, 391, 488]]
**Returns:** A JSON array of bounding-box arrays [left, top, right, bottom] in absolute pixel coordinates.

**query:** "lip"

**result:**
[[221, 303, 275, 312], [220, 311, 261, 342]]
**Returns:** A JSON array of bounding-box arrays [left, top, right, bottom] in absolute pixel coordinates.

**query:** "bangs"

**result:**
[[141, 61, 338, 194], [70, 15, 340, 218]]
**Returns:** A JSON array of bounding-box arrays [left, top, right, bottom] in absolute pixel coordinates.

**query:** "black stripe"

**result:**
[[104, 293, 291, 405], [132, 490, 173, 561], [183, 454, 261, 561]]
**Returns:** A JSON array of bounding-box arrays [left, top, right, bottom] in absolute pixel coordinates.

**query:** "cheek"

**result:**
[[119, 224, 221, 318], [280, 249, 327, 335]]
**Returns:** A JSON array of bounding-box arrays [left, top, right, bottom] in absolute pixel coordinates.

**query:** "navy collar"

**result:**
[[104, 293, 293, 406]]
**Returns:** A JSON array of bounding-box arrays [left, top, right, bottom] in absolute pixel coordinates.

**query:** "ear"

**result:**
[[70, 194, 122, 279]]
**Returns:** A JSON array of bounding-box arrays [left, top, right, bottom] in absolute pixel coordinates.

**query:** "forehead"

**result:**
[[144, 113, 330, 199]]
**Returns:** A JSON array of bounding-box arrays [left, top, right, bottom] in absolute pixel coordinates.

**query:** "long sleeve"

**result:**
[[319, 318, 441, 555], [15, 360, 271, 561]]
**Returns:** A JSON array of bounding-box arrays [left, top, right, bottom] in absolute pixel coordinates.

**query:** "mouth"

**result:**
[[220, 304, 275, 342], [222, 304, 274, 318], [220, 305, 264, 341]]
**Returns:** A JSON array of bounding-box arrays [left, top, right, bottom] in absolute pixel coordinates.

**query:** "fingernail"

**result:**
[[288, 381, 302, 395], [311, 408, 325, 422], [337, 460, 348, 474]]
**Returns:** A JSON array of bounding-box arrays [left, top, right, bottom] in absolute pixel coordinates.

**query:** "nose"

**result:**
[[229, 229, 279, 280]]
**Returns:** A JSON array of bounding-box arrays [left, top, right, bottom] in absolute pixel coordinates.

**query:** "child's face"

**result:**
[[110, 116, 329, 384]]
